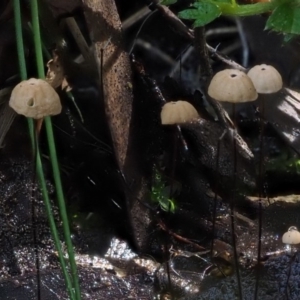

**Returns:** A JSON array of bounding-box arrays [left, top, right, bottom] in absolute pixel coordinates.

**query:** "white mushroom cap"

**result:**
[[208, 69, 258, 103], [9, 78, 62, 119], [247, 64, 283, 94], [282, 226, 300, 245], [161, 101, 199, 125]]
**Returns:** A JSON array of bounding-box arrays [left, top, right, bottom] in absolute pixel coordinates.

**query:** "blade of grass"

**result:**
[[13, 1, 76, 299], [30, 0, 81, 299], [35, 139, 76, 300], [13, 0, 27, 80], [44, 116, 81, 300]]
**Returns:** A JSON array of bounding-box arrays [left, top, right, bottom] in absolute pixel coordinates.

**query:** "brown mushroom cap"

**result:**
[[9, 78, 62, 119], [282, 226, 300, 245], [208, 69, 258, 103], [247, 64, 283, 94], [161, 101, 199, 125]]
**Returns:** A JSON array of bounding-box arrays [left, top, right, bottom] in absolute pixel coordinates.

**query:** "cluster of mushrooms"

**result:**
[[8, 67, 299, 251], [9, 64, 282, 122], [160, 65, 300, 250], [161, 64, 283, 125]]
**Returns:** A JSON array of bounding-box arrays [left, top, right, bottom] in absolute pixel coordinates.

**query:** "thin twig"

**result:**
[[122, 6, 151, 30], [158, 220, 206, 251], [134, 39, 176, 66], [206, 27, 238, 37], [64, 17, 92, 63], [148, 2, 194, 41], [206, 44, 246, 72], [148, 2, 246, 72]]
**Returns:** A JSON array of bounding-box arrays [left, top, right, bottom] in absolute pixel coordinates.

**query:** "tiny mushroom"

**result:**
[[9, 78, 62, 119], [208, 69, 258, 103], [247, 64, 283, 94], [160, 100, 199, 125], [282, 226, 300, 245]]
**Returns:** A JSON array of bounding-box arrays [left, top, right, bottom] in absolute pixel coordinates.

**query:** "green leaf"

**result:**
[[159, 198, 176, 213], [178, 2, 221, 27], [160, 0, 177, 5], [266, 2, 300, 34]]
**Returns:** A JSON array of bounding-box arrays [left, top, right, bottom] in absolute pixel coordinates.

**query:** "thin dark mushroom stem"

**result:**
[[165, 126, 179, 298], [207, 68, 257, 299], [211, 129, 226, 258], [254, 96, 266, 299], [231, 102, 243, 300], [247, 64, 282, 299], [284, 250, 299, 299]]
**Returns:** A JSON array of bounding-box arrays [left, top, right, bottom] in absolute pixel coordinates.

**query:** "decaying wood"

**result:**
[[82, 0, 133, 169], [246, 194, 300, 208], [81, 0, 153, 252], [262, 88, 300, 154]]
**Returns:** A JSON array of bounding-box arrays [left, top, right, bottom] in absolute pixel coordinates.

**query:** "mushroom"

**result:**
[[246, 64, 283, 154], [282, 226, 300, 245], [208, 69, 258, 104], [9, 78, 62, 119], [159, 100, 198, 207], [247, 66, 283, 253], [208, 70, 257, 278], [247, 64, 282, 94], [160, 100, 199, 125], [246, 64, 283, 149]]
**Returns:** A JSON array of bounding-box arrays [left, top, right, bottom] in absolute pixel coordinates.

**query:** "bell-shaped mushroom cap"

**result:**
[[282, 226, 300, 245], [9, 78, 62, 119], [161, 101, 199, 125], [247, 64, 283, 94], [208, 69, 258, 103]]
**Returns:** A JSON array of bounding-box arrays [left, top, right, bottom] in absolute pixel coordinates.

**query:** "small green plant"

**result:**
[[268, 152, 300, 174], [169, 0, 300, 37], [151, 167, 177, 213]]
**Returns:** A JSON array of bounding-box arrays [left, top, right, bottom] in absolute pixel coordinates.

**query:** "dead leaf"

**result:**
[[46, 52, 65, 89]]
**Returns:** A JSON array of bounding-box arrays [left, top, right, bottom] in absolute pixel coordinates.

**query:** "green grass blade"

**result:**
[[14, 0, 78, 298], [30, 0, 81, 299], [35, 131, 76, 300], [30, 0, 45, 79], [44, 116, 82, 300], [13, 0, 27, 80]]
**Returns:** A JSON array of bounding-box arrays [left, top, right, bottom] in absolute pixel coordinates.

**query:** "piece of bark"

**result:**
[[246, 194, 300, 208], [262, 88, 300, 154], [82, 0, 133, 169], [81, 0, 154, 252]]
